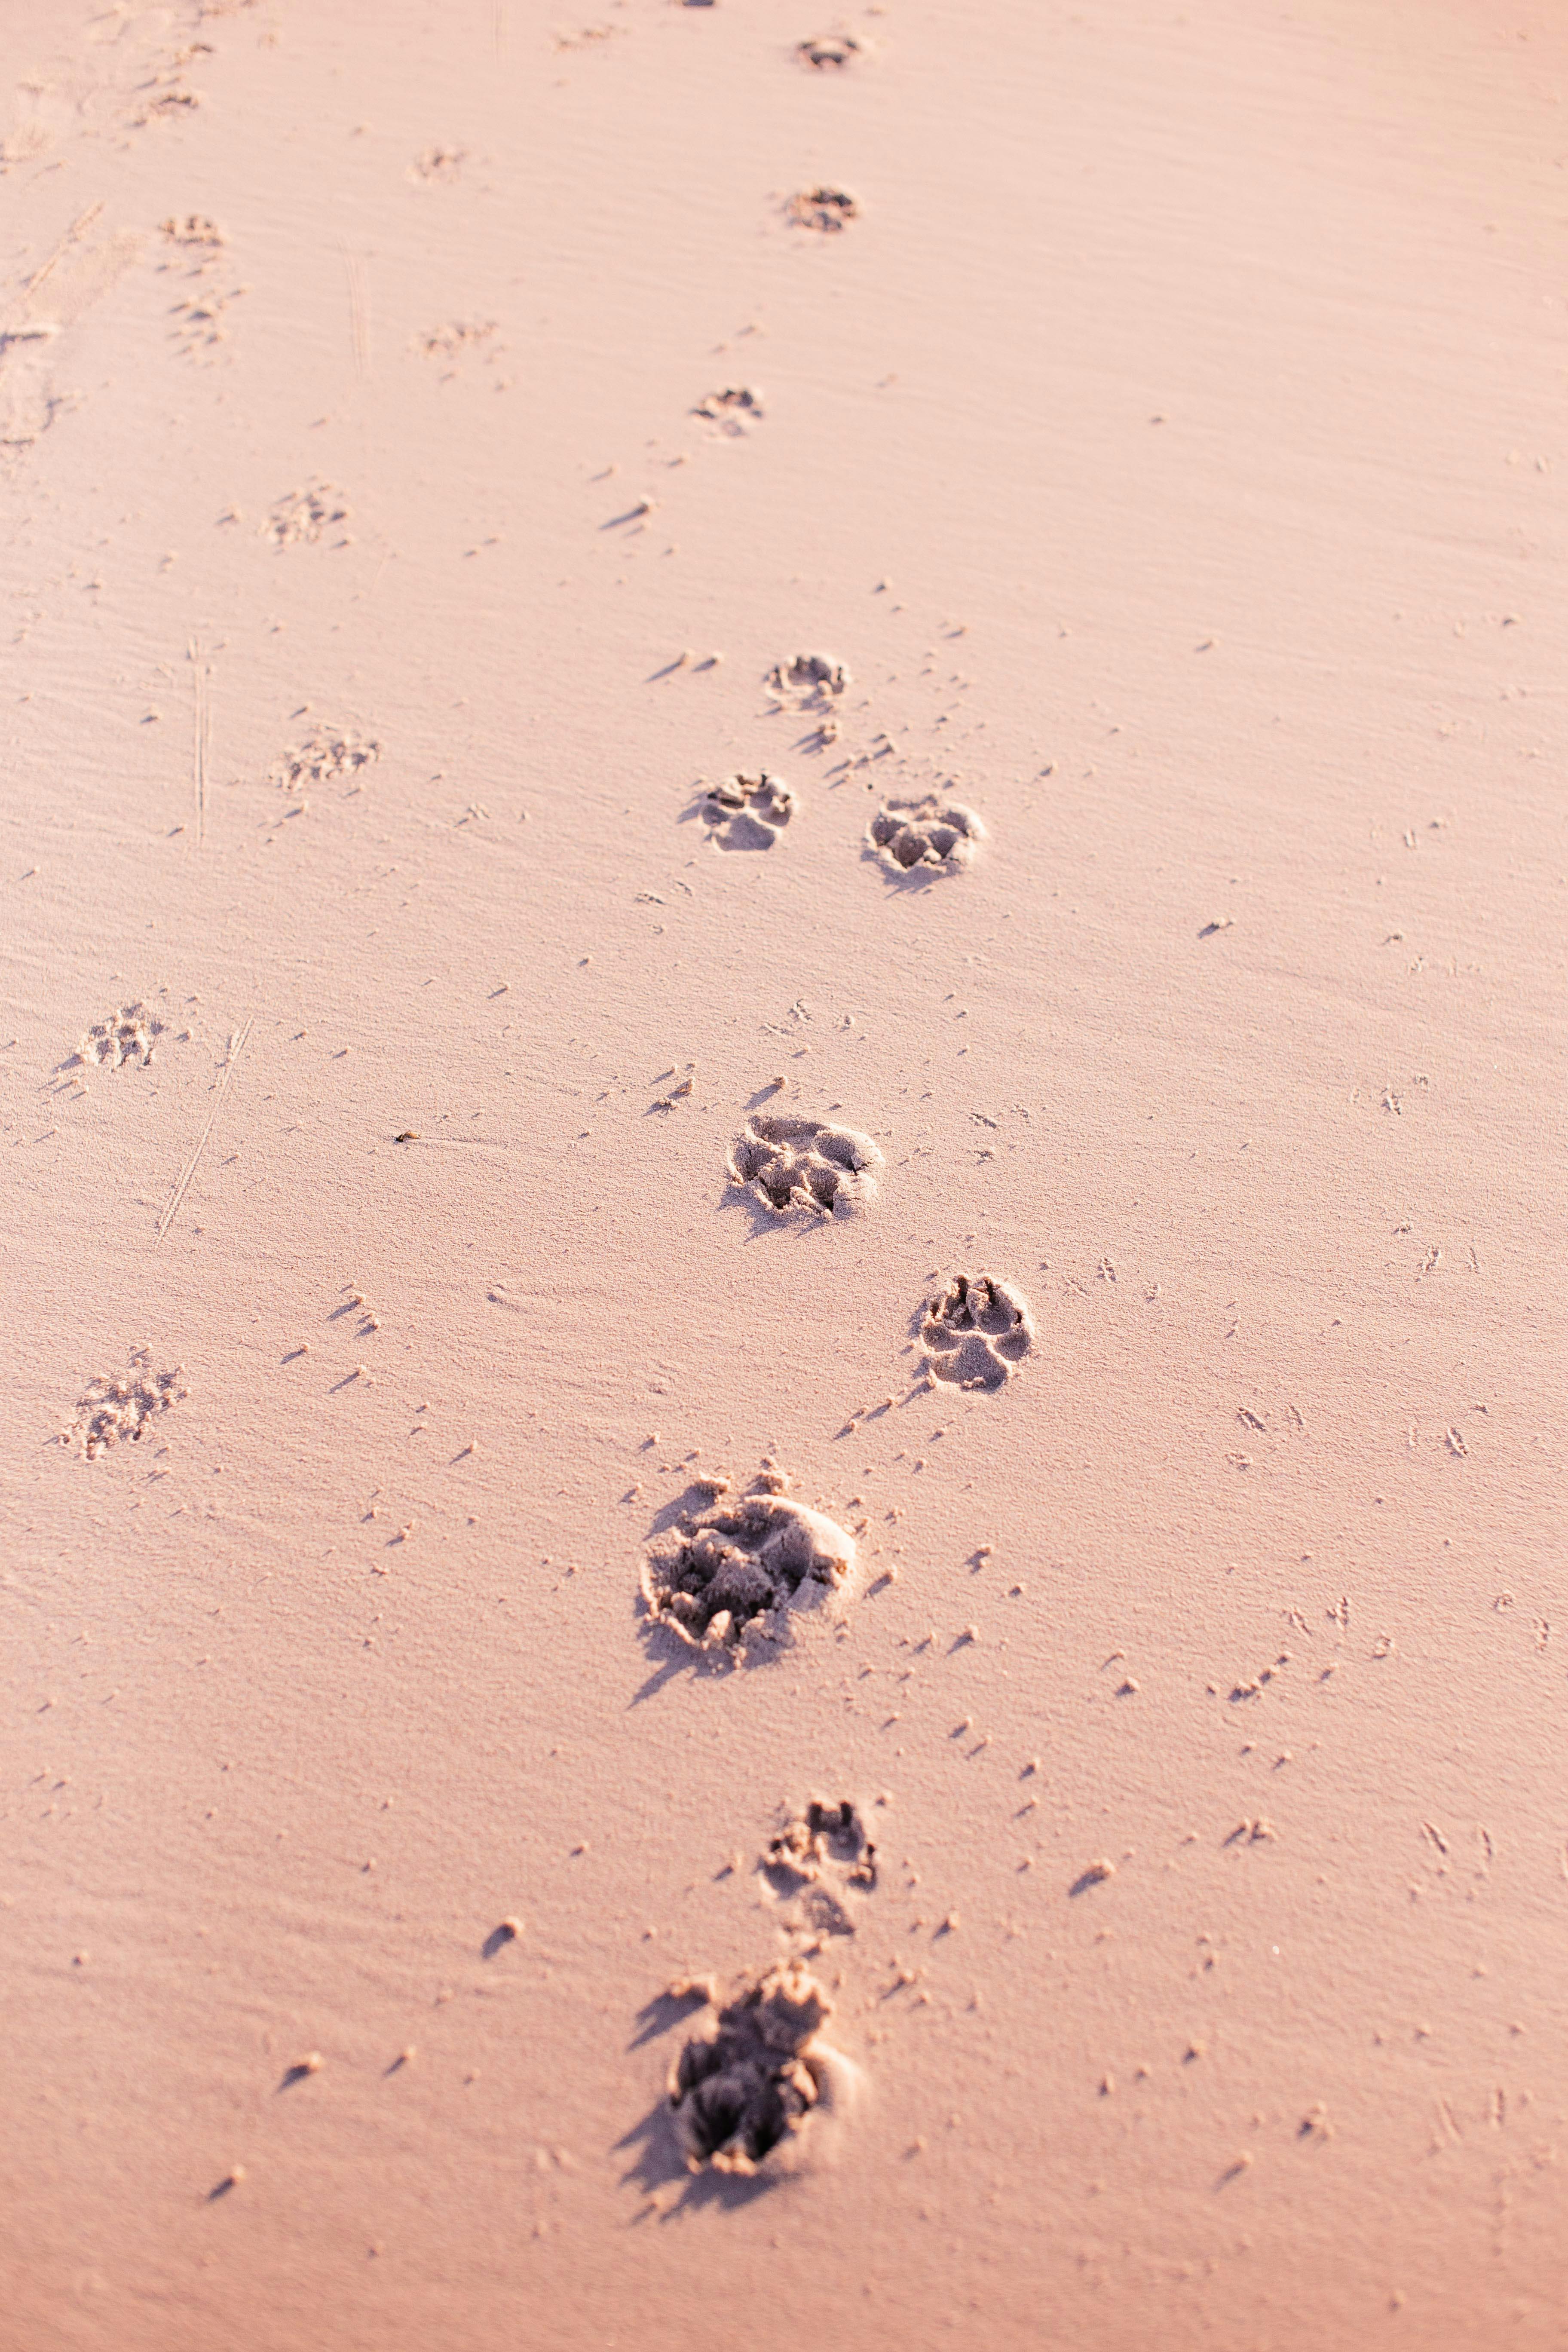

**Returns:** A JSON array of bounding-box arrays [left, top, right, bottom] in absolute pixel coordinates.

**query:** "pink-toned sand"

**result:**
[[3, 2, 1565, 2346]]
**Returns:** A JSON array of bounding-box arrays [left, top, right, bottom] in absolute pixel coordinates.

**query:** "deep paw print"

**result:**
[[868, 795, 985, 875], [641, 1473, 858, 1653], [698, 772, 793, 851], [763, 1800, 878, 1938], [921, 1273, 1034, 1388], [80, 1003, 165, 1069], [786, 187, 859, 233], [728, 1113, 881, 1215], [668, 1961, 832, 2174], [264, 483, 351, 548], [797, 33, 864, 68], [765, 652, 849, 704], [74, 1353, 185, 1458], [271, 729, 381, 798]]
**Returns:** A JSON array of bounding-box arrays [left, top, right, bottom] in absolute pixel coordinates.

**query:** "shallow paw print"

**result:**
[[766, 652, 849, 705], [921, 1273, 1034, 1389], [641, 1478, 857, 1653], [785, 187, 859, 233], [264, 482, 351, 548], [80, 1003, 165, 1069], [698, 772, 793, 852], [762, 1799, 878, 1938], [728, 1112, 880, 1216], [796, 34, 865, 68], [270, 728, 381, 798], [868, 795, 984, 876], [668, 1963, 833, 2176], [74, 1353, 185, 1458], [692, 385, 763, 432]]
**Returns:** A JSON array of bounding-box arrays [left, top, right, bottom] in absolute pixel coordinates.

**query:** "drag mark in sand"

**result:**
[[155, 1019, 252, 1245], [188, 638, 212, 843], [343, 244, 370, 379]]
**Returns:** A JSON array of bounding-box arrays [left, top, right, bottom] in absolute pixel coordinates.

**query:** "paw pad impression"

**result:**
[[921, 1273, 1034, 1388], [728, 1112, 880, 1216], [868, 795, 984, 874]]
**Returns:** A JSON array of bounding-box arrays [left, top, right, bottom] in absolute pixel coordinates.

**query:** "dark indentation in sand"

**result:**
[[786, 187, 859, 233], [670, 1963, 830, 2174], [868, 794, 985, 875], [698, 772, 793, 851], [271, 729, 380, 795], [265, 481, 350, 547], [693, 385, 763, 428], [641, 1476, 857, 1651], [728, 1112, 881, 1216], [920, 1273, 1034, 1389]]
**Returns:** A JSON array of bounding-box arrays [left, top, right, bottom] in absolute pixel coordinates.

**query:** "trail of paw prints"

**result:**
[[263, 483, 352, 549], [158, 214, 245, 364], [696, 772, 793, 851], [867, 795, 984, 876], [920, 1274, 1034, 1389], [71, 1352, 185, 1458], [640, 1469, 858, 1657], [728, 1112, 881, 1216]]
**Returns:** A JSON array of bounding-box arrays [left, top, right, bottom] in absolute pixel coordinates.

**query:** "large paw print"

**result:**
[[80, 1003, 165, 1069], [668, 1962, 833, 2174], [728, 1113, 881, 1216], [698, 772, 793, 851], [868, 794, 984, 875], [920, 1273, 1034, 1389], [641, 1479, 857, 1652]]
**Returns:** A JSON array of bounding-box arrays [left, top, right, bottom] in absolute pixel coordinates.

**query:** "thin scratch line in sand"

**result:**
[[343, 245, 370, 379], [188, 638, 211, 843], [22, 201, 104, 300], [156, 1020, 252, 1245]]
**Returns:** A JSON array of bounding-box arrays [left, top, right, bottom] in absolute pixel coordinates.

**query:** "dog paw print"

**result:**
[[668, 1961, 833, 2174], [264, 482, 351, 548], [409, 144, 466, 185], [693, 385, 763, 431], [698, 772, 793, 851], [797, 34, 864, 68], [785, 187, 859, 233], [728, 1112, 880, 1216], [765, 652, 850, 704], [868, 795, 984, 875], [642, 1476, 858, 1653], [920, 1274, 1034, 1388], [763, 1800, 878, 1937], [74, 1353, 185, 1457], [271, 728, 381, 798], [80, 1003, 165, 1069]]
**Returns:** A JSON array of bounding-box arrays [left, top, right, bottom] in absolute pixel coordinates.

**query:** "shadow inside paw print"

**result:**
[[765, 652, 849, 704], [797, 33, 864, 68], [641, 1474, 857, 1655], [74, 1354, 185, 1457], [762, 1799, 878, 1937], [669, 1962, 832, 2175], [785, 188, 859, 233], [867, 795, 985, 876], [728, 1112, 880, 1215], [921, 1273, 1034, 1389], [698, 773, 793, 851], [79, 1003, 165, 1069]]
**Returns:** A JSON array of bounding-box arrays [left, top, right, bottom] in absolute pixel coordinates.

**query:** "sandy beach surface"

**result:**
[[3, 2, 1565, 2346]]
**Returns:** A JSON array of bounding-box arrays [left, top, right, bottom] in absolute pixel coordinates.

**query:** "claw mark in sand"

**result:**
[[920, 1274, 1035, 1388], [728, 1112, 881, 1216], [156, 1020, 252, 1245], [868, 795, 984, 876], [642, 1472, 858, 1654], [668, 1962, 837, 2174], [698, 772, 793, 851]]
